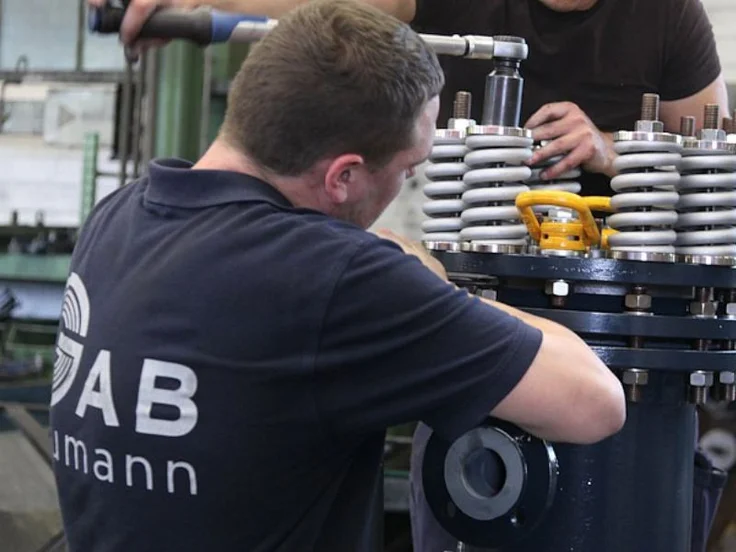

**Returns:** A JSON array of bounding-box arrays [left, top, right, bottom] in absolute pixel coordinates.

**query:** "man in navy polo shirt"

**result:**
[[50, 1, 625, 550]]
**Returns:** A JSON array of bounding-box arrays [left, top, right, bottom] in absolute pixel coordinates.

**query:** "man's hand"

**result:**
[[87, 0, 184, 52], [525, 102, 616, 180], [373, 229, 448, 282]]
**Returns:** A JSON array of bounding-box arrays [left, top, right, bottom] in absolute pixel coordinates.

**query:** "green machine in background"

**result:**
[[151, 40, 251, 163]]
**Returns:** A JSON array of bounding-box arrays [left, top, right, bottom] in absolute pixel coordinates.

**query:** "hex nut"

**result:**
[[545, 280, 569, 297], [690, 302, 718, 317], [622, 370, 649, 386], [635, 120, 664, 133], [481, 288, 497, 301], [690, 371, 715, 387], [719, 372, 736, 385], [699, 128, 727, 142], [625, 294, 652, 310]]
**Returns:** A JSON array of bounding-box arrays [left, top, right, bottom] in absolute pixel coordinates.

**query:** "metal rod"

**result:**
[[76, 0, 86, 71], [142, 48, 160, 168], [228, 21, 502, 59], [199, 45, 213, 156], [81, 132, 99, 225], [118, 59, 134, 188], [0, 70, 125, 83], [132, 54, 147, 178]]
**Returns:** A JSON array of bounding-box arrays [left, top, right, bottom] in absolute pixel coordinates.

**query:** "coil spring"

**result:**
[[460, 134, 533, 244], [676, 150, 736, 257], [421, 134, 468, 242], [526, 149, 582, 215], [607, 140, 681, 253]]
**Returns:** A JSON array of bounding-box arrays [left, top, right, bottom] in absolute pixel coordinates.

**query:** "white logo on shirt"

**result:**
[[51, 272, 90, 406], [51, 272, 201, 496]]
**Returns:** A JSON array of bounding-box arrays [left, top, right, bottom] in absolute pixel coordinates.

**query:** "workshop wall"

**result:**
[[0, 0, 123, 71], [0, 136, 119, 227]]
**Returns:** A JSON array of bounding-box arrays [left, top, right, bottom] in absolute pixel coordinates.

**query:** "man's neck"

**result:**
[[193, 139, 327, 212]]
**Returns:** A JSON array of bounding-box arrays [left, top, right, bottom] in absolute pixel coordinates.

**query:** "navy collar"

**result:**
[[143, 158, 293, 209]]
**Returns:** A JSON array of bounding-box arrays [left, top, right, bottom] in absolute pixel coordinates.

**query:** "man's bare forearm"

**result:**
[[476, 295, 574, 339]]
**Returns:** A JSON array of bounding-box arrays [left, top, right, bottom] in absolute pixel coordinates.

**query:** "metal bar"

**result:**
[[199, 45, 213, 156], [1, 403, 54, 466], [76, 0, 86, 71], [0, 0, 4, 67], [419, 34, 468, 58], [80, 132, 99, 225], [227, 21, 495, 58], [142, 48, 160, 168], [132, 54, 146, 178], [0, 70, 126, 83], [89, 7, 519, 60], [118, 60, 134, 188]]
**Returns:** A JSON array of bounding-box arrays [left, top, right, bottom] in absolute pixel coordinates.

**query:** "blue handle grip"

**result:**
[[211, 11, 270, 43], [88, 5, 272, 46]]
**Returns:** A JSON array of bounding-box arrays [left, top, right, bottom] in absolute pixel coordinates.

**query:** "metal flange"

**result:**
[[422, 418, 557, 549]]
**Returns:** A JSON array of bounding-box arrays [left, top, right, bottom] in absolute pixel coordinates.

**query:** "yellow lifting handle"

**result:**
[[583, 196, 614, 213], [516, 190, 601, 246]]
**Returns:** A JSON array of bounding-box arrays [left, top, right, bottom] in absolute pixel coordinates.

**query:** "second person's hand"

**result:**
[[87, 0, 185, 54], [525, 101, 616, 180]]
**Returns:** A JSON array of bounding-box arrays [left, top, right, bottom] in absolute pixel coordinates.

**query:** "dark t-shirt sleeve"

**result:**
[[412, 0, 466, 30], [660, 0, 721, 101], [313, 237, 542, 441]]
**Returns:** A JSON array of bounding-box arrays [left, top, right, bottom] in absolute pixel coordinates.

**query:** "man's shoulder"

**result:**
[[84, 177, 144, 224], [282, 216, 406, 274]]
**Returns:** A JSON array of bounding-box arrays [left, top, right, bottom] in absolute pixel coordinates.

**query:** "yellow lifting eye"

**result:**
[[515, 191, 614, 252]]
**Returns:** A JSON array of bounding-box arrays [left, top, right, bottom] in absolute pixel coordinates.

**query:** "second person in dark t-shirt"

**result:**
[[412, 0, 729, 196]]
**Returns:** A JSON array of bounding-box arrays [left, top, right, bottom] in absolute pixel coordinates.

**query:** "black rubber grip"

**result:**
[[89, 5, 214, 46]]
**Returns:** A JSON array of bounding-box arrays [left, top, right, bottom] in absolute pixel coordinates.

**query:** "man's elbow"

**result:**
[[575, 377, 627, 444]]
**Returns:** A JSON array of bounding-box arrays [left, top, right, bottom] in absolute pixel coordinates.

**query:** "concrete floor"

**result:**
[[0, 429, 62, 552], [715, 525, 736, 552]]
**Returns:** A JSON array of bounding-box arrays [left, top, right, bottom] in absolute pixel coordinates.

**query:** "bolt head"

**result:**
[[481, 288, 497, 301], [634, 120, 664, 133], [690, 371, 715, 387], [448, 117, 475, 133], [622, 369, 649, 385], [690, 302, 718, 317], [719, 372, 736, 385], [625, 293, 652, 310], [545, 280, 569, 297]]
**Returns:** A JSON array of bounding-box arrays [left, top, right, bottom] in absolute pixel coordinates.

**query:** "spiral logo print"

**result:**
[[51, 273, 91, 406]]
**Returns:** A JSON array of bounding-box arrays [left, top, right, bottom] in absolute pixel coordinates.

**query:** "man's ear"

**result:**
[[324, 153, 365, 204]]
